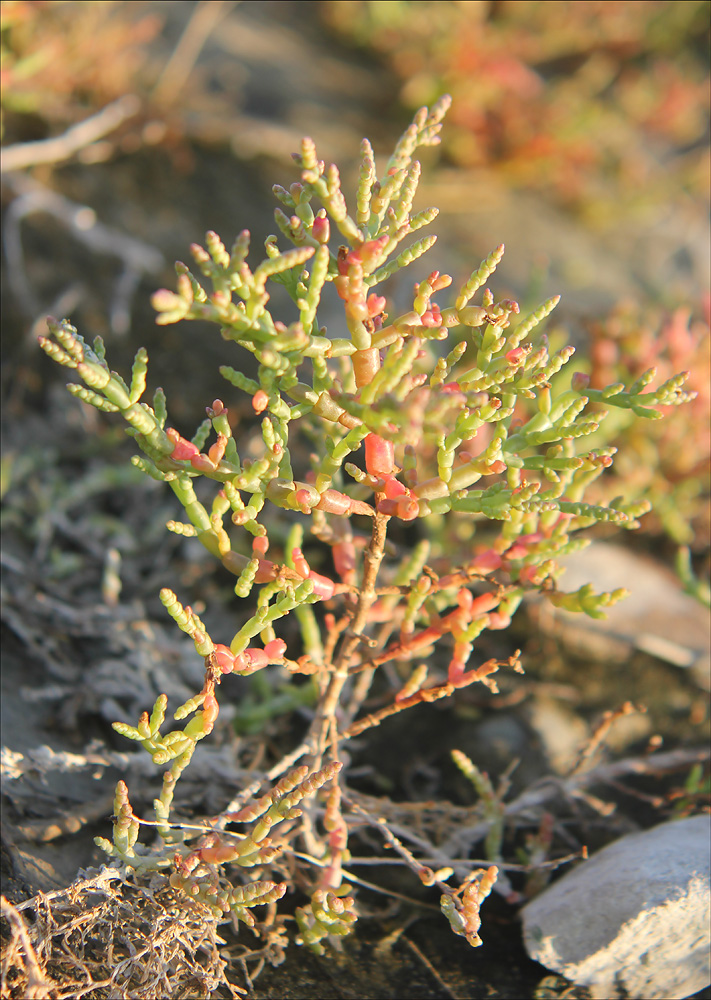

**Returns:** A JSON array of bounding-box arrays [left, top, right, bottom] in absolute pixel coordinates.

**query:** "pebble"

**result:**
[[521, 814, 711, 999]]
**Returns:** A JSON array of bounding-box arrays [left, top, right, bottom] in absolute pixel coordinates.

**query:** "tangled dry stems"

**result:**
[[1, 869, 250, 999]]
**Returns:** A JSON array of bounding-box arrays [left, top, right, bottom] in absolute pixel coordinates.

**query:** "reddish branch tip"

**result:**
[[166, 427, 200, 461], [252, 390, 269, 414]]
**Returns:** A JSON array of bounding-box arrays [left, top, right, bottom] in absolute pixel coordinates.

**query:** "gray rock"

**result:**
[[557, 542, 710, 689], [522, 814, 711, 999], [524, 695, 589, 775]]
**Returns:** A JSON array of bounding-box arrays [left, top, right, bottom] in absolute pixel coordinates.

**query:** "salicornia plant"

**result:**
[[39, 96, 695, 953]]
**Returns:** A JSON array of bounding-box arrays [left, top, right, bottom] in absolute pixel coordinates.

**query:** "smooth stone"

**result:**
[[521, 814, 711, 999], [543, 542, 711, 689], [524, 695, 589, 775]]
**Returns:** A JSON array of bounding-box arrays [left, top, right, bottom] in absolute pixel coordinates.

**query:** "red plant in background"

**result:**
[[322, 0, 710, 209], [585, 298, 710, 549]]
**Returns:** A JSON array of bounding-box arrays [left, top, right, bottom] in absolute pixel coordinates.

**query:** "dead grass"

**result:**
[[1, 868, 245, 1000]]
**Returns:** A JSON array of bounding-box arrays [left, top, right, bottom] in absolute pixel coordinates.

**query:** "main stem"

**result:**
[[308, 509, 390, 764]]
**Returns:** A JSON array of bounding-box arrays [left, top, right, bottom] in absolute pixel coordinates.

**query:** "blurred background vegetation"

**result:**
[[324, 1, 710, 213]]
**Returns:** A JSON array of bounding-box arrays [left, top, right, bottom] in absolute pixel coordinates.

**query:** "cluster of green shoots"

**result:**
[[40, 97, 694, 953]]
